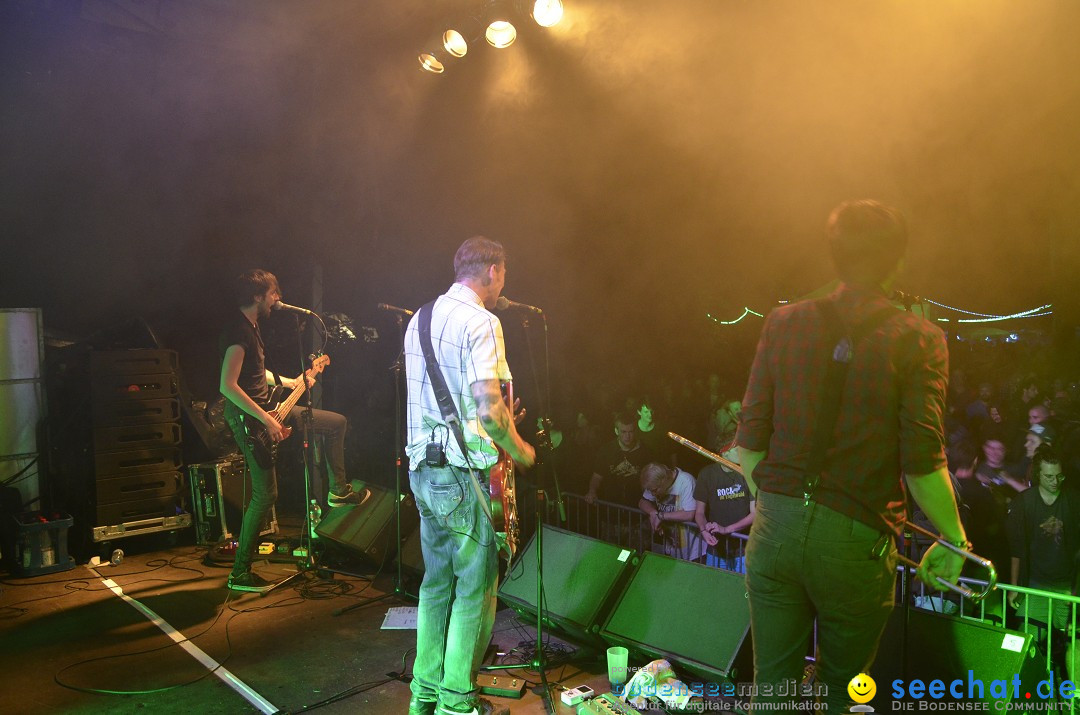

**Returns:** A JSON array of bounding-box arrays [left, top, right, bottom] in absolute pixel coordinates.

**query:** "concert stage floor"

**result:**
[[0, 517, 615, 715]]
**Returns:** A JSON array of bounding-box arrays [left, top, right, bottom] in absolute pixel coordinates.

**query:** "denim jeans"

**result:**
[[409, 463, 498, 711], [225, 403, 349, 575], [746, 490, 897, 713]]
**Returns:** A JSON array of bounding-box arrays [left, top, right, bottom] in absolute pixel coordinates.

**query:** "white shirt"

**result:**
[[404, 283, 513, 471]]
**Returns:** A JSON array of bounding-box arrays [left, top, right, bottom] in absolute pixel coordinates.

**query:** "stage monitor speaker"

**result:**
[[498, 525, 640, 647], [869, 607, 1045, 709], [600, 551, 752, 682], [315, 484, 417, 566]]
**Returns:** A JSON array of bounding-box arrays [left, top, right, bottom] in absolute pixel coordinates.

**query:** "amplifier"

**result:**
[[189, 457, 277, 545], [92, 398, 180, 427]]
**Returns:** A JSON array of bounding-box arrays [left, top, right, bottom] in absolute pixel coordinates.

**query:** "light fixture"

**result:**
[[529, 0, 563, 27], [485, 20, 517, 48], [419, 25, 471, 73], [418, 1, 564, 73]]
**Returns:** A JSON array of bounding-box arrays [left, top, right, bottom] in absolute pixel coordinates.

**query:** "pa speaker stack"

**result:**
[[89, 350, 190, 542]]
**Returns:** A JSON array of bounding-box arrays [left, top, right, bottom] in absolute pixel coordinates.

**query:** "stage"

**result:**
[[0, 516, 617, 715]]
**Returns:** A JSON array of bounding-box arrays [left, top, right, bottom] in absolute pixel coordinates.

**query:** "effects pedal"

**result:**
[[561, 684, 596, 707], [576, 693, 641, 714], [475, 673, 527, 699]]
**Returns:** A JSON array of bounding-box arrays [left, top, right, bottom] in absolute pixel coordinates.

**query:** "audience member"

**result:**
[[1007, 445, 1080, 681], [585, 412, 655, 507], [693, 445, 754, 572], [639, 462, 706, 562]]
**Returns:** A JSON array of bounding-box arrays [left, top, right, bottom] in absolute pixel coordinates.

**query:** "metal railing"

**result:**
[[525, 490, 1080, 696], [536, 491, 748, 572]]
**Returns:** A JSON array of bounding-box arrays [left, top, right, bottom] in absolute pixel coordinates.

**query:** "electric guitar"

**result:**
[[489, 381, 520, 561], [244, 354, 330, 468]]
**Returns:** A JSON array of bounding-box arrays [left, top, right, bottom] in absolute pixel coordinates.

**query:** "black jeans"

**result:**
[[225, 403, 348, 575]]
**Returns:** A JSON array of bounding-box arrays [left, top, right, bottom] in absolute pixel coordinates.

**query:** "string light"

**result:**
[[706, 308, 763, 325], [707, 298, 1052, 327]]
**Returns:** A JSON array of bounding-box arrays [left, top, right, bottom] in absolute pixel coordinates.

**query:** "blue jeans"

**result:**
[[409, 464, 498, 711], [746, 490, 897, 713]]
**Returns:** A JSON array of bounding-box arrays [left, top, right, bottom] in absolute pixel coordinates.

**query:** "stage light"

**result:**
[[443, 29, 468, 57], [419, 26, 471, 73], [485, 20, 517, 48], [419, 52, 445, 73], [529, 0, 563, 27]]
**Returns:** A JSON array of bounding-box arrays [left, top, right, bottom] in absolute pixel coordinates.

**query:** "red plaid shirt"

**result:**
[[736, 283, 949, 536]]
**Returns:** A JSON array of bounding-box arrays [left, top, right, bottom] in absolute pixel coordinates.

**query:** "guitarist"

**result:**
[[404, 237, 535, 715], [219, 269, 363, 593]]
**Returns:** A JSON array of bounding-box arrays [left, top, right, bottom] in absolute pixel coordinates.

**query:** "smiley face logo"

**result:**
[[848, 673, 876, 704]]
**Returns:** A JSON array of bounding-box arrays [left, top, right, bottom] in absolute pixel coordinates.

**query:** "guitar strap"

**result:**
[[417, 301, 500, 543], [802, 297, 900, 505]]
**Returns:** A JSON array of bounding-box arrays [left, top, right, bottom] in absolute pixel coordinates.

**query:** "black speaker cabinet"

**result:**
[[498, 525, 640, 647], [870, 607, 1045, 709], [315, 484, 417, 566], [600, 551, 753, 682]]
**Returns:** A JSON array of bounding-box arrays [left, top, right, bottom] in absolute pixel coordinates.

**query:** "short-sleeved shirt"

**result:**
[[592, 440, 655, 508], [694, 463, 753, 528], [643, 468, 705, 561], [736, 283, 949, 536], [219, 311, 268, 406], [404, 283, 513, 471], [1007, 488, 1080, 589]]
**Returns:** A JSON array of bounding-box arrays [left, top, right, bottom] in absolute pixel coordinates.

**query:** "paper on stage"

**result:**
[[381, 606, 418, 629]]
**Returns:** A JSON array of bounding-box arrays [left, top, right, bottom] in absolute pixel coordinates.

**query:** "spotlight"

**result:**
[[419, 26, 470, 73], [443, 29, 468, 58], [485, 20, 517, 48], [419, 49, 446, 73], [529, 0, 563, 27]]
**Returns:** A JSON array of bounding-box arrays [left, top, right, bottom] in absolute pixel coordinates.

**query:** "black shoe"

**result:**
[[408, 698, 437, 715], [328, 485, 370, 508], [227, 571, 274, 593]]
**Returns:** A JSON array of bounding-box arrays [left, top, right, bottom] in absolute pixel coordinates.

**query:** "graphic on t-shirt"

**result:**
[[1040, 514, 1065, 546]]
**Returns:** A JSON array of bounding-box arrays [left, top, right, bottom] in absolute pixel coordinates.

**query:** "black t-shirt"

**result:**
[[592, 440, 655, 508], [219, 311, 268, 405], [694, 463, 752, 528], [1008, 488, 1080, 589]]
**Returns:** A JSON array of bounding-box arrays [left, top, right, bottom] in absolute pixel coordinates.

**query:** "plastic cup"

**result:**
[[606, 646, 629, 686]]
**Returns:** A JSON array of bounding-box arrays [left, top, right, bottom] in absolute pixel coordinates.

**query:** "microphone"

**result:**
[[377, 303, 415, 317], [273, 301, 315, 315], [495, 296, 543, 314]]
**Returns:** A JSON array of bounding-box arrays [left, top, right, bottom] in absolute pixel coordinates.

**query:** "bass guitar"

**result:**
[[244, 354, 330, 468]]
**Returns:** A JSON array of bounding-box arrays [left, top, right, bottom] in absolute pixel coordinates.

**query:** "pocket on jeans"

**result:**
[[428, 482, 473, 530], [817, 550, 894, 611], [746, 532, 785, 595]]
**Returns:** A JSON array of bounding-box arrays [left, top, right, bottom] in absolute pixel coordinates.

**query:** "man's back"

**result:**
[[738, 283, 949, 535]]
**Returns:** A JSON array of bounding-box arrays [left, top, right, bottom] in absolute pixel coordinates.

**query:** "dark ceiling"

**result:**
[[2, 0, 1078, 401]]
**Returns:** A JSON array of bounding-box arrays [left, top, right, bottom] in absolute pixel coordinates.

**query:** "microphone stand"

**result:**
[[265, 313, 320, 593], [333, 309, 417, 616], [267, 312, 368, 595], [479, 309, 559, 715]]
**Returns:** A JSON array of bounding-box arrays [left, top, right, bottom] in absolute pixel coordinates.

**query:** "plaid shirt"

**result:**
[[736, 283, 949, 535], [404, 283, 513, 471]]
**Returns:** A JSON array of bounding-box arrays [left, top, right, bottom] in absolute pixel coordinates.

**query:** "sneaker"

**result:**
[[438, 698, 509, 715], [227, 571, 274, 593], [328, 485, 371, 508]]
